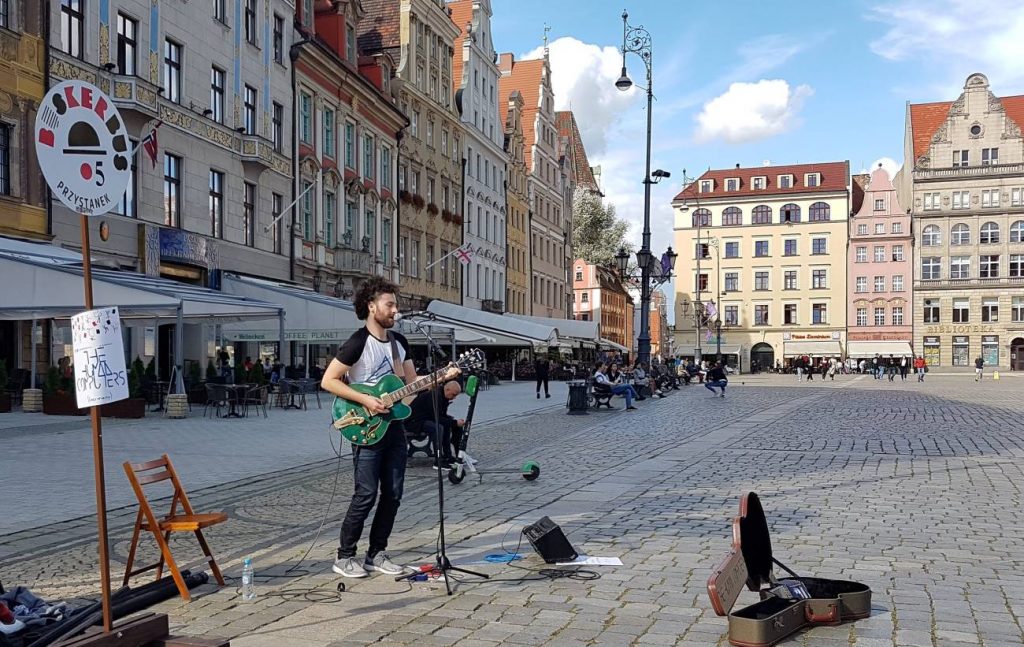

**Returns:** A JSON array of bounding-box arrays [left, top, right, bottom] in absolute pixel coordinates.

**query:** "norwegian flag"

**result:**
[[141, 120, 163, 168], [454, 243, 474, 266]]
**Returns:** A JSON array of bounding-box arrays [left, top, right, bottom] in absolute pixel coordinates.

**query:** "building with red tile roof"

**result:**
[[556, 111, 600, 194]]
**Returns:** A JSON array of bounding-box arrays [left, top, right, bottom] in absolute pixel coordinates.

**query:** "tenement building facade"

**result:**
[[899, 73, 1024, 369], [503, 89, 530, 315], [672, 162, 851, 371]]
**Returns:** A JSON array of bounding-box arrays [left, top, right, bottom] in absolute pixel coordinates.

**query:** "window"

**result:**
[[1014, 297, 1024, 322], [722, 206, 742, 226], [892, 275, 904, 292], [364, 210, 376, 253], [1011, 254, 1024, 278], [383, 218, 391, 267], [952, 190, 970, 209], [700, 180, 712, 193], [163, 40, 182, 104], [784, 239, 797, 256], [691, 208, 710, 227], [726, 178, 738, 191], [696, 274, 708, 291], [210, 67, 225, 123], [855, 277, 867, 293], [951, 224, 970, 245], [411, 110, 418, 137], [243, 85, 257, 135], [874, 276, 885, 292], [874, 245, 886, 262], [695, 242, 709, 259], [875, 223, 885, 234], [784, 270, 797, 290], [1011, 221, 1024, 242], [270, 193, 283, 254], [812, 269, 827, 289], [923, 192, 940, 211], [301, 181, 313, 239], [856, 307, 867, 326], [346, 23, 357, 62], [982, 297, 999, 322], [411, 241, 419, 278], [752, 177, 765, 190], [980, 255, 1000, 278], [983, 335, 999, 366], [892, 244, 904, 261], [244, 0, 256, 45], [116, 14, 137, 75], [752, 205, 771, 224], [208, 170, 223, 238], [874, 198, 885, 211], [784, 303, 797, 324], [163, 154, 181, 227], [323, 190, 335, 246], [953, 149, 969, 167], [363, 134, 374, 179], [1014, 189, 1024, 207], [812, 304, 828, 324], [754, 271, 769, 291], [344, 123, 355, 168], [809, 202, 830, 221], [754, 305, 769, 325], [857, 223, 868, 235], [580, 292, 589, 303], [953, 298, 970, 323], [921, 257, 941, 280], [778, 175, 792, 189], [273, 14, 284, 64], [272, 102, 283, 152], [725, 241, 739, 258], [892, 221, 903, 234], [856, 246, 867, 263], [922, 225, 941, 246], [982, 189, 1000, 208], [724, 272, 738, 292], [575, 270, 583, 282], [812, 238, 827, 255], [61, 0, 84, 58], [874, 307, 885, 326], [112, 139, 137, 216], [924, 299, 940, 323], [724, 305, 739, 325], [243, 182, 255, 246], [299, 93, 312, 143], [981, 222, 1000, 244], [214, 0, 226, 23], [953, 336, 969, 366], [806, 173, 819, 188], [891, 306, 904, 326], [381, 148, 391, 189], [754, 241, 769, 257], [344, 200, 355, 243], [950, 256, 970, 279], [780, 203, 800, 223], [322, 108, 335, 157]]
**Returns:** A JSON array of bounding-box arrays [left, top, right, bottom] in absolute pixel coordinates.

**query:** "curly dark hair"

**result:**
[[353, 276, 400, 320]]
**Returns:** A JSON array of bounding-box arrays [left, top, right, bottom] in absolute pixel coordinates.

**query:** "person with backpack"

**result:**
[[975, 356, 984, 381]]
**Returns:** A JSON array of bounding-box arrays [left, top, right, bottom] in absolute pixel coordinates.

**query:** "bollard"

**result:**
[[165, 393, 188, 418], [994, 371, 1000, 380]]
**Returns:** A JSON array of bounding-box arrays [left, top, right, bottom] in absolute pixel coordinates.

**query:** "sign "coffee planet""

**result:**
[[924, 325, 996, 334]]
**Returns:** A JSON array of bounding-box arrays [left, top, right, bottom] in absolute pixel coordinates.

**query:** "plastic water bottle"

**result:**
[[241, 558, 257, 601]]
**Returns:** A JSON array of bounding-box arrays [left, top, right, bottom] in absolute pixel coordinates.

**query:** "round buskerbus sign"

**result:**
[[35, 80, 131, 216]]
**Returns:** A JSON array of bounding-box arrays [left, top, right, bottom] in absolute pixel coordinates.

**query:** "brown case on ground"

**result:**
[[706, 492, 872, 647]]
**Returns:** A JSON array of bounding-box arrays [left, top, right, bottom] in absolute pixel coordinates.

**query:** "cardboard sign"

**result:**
[[71, 307, 129, 408], [35, 80, 131, 216]]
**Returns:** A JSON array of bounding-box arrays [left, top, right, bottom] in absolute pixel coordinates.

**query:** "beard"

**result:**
[[373, 310, 395, 329]]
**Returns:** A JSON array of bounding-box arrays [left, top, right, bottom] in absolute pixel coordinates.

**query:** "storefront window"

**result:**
[[952, 335, 969, 366], [982, 335, 999, 367], [924, 336, 940, 367]]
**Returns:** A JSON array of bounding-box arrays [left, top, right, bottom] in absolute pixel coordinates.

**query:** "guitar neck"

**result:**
[[381, 368, 453, 406]]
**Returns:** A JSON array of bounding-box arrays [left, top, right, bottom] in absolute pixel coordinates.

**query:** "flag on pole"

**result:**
[[455, 243, 474, 266], [705, 299, 718, 321], [141, 120, 163, 168]]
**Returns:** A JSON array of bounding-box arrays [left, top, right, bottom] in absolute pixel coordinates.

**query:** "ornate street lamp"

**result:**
[[312, 269, 323, 293]]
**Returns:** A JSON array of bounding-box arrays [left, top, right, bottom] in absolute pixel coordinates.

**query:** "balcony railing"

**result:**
[[334, 247, 373, 274], [915, 162, 1024, 181], [917, 276, 1024, 288]]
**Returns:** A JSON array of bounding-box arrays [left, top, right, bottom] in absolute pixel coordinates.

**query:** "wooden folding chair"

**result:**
[[122, 454, 227, 601]]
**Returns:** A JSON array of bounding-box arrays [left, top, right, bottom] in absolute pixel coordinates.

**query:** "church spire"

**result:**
[[543, 24, 551, 58]]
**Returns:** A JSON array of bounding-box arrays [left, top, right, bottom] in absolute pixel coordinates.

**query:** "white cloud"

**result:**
[[868, 0, 1024, 88], [860, 157, 902, 178], [522, 37, 639, 156], [694, 80, 814, 144]]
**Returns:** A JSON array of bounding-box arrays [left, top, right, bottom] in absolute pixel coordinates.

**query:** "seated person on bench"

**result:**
[[594, 361, 638, 410], [405, 380, 464, 468]]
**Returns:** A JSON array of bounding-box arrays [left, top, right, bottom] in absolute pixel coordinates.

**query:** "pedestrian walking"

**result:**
[[828, 357, 837, 381], [975, 356, 984, 381], [704, 361, 728, 397], [534, 355, 550, 399], [899, 356, 908, 382], [806, 357, 814, 381], [914, 355, 926, 382], [887, 355, 897, 382]]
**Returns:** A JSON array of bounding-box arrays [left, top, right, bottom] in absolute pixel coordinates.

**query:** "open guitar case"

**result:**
[[707, 492, 872, 646]]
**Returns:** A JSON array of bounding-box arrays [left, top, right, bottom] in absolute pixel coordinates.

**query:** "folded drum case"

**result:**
[[707, 492, 872, 647]]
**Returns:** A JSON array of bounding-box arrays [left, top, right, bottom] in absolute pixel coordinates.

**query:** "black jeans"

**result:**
[[338, 423, 407, 559], [536, 374, 549, 395], [422, 419, 464, 461]]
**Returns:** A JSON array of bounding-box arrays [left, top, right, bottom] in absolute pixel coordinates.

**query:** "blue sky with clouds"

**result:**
[[489, 0, 1024, 250]]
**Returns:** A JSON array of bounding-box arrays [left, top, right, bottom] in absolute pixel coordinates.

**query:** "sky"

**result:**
[[489, 0, 1024, 255]]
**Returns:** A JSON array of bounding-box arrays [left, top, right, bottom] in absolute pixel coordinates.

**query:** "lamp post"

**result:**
[[615, 243, 677, 366], [615, 9, 666, 367]]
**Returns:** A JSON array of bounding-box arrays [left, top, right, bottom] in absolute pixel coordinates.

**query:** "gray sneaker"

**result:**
[[364, 552, 405, 575], [332, 557, 368, 578]]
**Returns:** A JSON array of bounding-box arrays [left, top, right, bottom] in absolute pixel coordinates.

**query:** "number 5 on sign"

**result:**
[[71, 307, 129, 408]]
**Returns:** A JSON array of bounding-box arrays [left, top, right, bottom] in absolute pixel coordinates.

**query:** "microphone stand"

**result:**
[[396, 317, 488, 593]]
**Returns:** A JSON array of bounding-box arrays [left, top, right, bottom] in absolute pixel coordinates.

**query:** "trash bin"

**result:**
[[566, 380, 589, 415]]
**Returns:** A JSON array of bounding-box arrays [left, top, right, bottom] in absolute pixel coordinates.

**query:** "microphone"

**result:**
[[397, 311, 435, 320]]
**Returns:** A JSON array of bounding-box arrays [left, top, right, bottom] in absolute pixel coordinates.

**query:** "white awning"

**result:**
[[395, 319, 495, 344], [600, 338, 628, 353], [506, 313, 600, 344], [0, 236, 82, 264], [427, 301, 558, 344], [847, 341, 914, 358], [703, 346, 742, 356], [221, 273, 361, 341], [0, 254, 281, 322], [783, 341, 842, 357]]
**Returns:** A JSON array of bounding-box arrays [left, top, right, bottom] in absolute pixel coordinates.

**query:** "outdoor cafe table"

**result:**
[[221, 383, 251, 418], [275, 379, 307, 410]]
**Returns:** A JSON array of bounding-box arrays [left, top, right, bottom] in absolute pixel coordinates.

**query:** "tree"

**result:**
[[570, 187, 632, 266]]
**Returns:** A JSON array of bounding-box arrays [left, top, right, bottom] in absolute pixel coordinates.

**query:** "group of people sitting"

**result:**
[[590, 360, 680, 409]]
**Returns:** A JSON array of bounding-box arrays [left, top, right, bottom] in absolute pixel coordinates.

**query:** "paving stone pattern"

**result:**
[[2, 374, 1024, 646]]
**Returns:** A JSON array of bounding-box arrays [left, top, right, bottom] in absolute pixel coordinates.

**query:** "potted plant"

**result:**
[[399, 190, 413, 205], [206, 359, 218, 380], [412, 194, 426, 210], [0, 359, 10, 413], [43, 365, 85, 416], [426, 203, 439, 216]]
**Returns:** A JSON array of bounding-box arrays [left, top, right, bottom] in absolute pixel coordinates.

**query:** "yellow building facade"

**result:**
[[671, 162, 851, 370], [504, 91, 530, 315]]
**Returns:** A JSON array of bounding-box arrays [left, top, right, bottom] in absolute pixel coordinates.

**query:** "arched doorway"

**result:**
[[1012, 337, 1024, 371], [750, 342, 775, 373]]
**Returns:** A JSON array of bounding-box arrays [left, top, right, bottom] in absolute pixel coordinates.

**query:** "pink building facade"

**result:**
[[847, 166, 915, 358]]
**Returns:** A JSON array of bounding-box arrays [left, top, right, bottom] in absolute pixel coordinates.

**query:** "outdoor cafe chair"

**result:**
[[121, 454, 228, 602], [203, 383, 229, 418], [300, 378, 321, 409], [242, 385, 269, 418]]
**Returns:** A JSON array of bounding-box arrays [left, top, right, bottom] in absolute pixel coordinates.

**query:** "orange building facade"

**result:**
[[572, 259, 634, 352]]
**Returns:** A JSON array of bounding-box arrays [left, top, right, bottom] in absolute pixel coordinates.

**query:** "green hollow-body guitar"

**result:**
[[331, 349, 484, 446]]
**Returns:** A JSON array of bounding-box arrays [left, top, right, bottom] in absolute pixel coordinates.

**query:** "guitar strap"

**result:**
[[388, 331, 406, 383]]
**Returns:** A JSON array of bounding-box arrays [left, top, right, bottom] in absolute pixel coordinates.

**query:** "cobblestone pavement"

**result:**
[[2, 373, 1024, 646]]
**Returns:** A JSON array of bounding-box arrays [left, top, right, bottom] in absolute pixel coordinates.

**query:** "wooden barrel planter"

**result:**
[[43, 393, 87, 416], [22, 388, 43, 413], [165, 393, 188, 419]]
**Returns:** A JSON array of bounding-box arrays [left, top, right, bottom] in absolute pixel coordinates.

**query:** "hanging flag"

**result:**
[[660, 252, 672, 276], [455, 243, 474, 266], [705, 299, 718, 320], [141, 120, 163, 168]]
